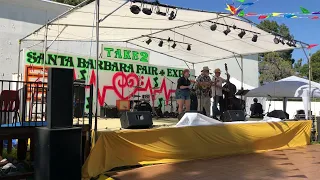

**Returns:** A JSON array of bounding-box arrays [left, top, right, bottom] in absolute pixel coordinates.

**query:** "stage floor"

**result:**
[[105, 144, 320, 180], [74, 117, 180, 131]]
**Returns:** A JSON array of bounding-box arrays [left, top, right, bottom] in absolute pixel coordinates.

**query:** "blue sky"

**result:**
[[160, 0, 320, 64]]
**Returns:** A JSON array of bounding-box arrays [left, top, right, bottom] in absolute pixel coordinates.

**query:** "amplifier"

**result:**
[[120, 111, 153, 129]]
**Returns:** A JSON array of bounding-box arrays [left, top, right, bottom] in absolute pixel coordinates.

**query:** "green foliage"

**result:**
[[54, 0, 86, 6], [257, 20, 295, 84], [297, 50, 320, 82]]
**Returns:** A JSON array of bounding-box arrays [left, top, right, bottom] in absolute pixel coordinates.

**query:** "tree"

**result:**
[[257, 20, 295, 84], [298, 50, 320, 82], [54, 0, 86, 6]]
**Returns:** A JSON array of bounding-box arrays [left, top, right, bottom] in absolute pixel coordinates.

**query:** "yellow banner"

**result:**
[[82, 120, 312, 179]]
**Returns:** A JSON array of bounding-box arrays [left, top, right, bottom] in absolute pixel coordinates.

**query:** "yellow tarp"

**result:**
[[82, 120, 312, 179]]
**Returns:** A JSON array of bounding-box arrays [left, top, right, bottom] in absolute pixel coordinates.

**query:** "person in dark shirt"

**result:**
[[250, 98, 263, 117], [176, 69, 195, 114]]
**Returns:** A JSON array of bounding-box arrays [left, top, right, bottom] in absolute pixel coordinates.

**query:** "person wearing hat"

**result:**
[[196, 66, 212, 116], [212, 68, 230, 119]]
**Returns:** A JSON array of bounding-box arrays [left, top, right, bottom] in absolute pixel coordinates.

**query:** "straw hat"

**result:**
[[214, 68, 221, 73], [201, 66, 210, 72]]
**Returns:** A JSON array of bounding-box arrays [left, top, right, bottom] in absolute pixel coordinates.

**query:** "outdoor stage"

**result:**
[[82, 119, 312, 179]]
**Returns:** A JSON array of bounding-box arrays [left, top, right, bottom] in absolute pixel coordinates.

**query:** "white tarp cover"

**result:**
[[175, 112, 282, 127], [22, 0, 301, 64], [246, 76, 320, 98]]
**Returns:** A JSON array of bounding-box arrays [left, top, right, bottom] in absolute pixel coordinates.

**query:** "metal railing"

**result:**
[[0, 80, 93, 128]]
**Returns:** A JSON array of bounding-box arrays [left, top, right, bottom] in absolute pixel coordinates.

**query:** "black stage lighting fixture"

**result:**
[[158, 40, 163, 47], [130, 5, 141, 14], [274, 37, 279, 44], [169, 10, 177, 20], [142, 7, 152, 15], [292, 41, 297, 47], [232, 25, 237, 29], [238, 30, 246, 38], [146, 38, 152, 45], [156, 7, 167, 16], [286, 41, 292, 46], [252, 34, 258, 42], [281, 38, 285, 45], [171, 42, 176, 49], [210, 24, 217, 31], [223, 27, 231, 35], [187, 44, 191, 51]]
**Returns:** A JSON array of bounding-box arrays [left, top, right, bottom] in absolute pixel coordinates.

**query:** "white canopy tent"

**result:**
[[246, 76, 320, 119], [18, 0, 311, 134]]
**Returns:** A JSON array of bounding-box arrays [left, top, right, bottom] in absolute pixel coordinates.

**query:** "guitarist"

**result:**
[[211, 67, 230, 119]]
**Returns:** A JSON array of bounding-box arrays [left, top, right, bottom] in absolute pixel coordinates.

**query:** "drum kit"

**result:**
[[128, 85, 178, 118]]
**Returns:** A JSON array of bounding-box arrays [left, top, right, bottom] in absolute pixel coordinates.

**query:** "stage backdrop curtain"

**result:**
[[82, 120, 312, 179]]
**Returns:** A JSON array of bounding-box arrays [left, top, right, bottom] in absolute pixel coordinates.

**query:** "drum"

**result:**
[[135, 102, 153, 113]]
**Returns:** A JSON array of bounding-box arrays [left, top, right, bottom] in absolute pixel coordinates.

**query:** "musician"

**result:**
[[196, 66, 212, 116], [250, 98, 263, 118], [176, 69, 195, 114], [211, 68, 230, 119]]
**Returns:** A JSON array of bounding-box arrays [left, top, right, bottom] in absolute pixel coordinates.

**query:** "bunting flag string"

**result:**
[[225, 3, 320, 21]]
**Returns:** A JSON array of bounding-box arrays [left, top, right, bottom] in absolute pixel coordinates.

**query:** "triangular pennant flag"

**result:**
[[235, 8, 243, 15], [258, 15, 268, 20], [246, 12, 257, 16], [238, 10, 245, 17], [310, 16, 319, 20], [300, 7, 310, 14], [307, 44, 318, 49], [271, 13, 281, 17], [243, 3, 254, 6], [284, 14, 295, 18]]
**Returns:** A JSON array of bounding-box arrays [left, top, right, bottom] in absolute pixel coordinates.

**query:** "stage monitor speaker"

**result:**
[[267, 110, 289, 120], [120, 111, 153, 129], [222, 110, 245, 122], [35, 127, 82, 180], [47, 68, 74, 128]]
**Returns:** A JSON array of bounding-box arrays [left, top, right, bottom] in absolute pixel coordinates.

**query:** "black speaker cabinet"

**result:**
[[222, 110, 245, 122], [47, 68, 74, 128], [35, 127, 82, 180], [120, 111, 153, 129]]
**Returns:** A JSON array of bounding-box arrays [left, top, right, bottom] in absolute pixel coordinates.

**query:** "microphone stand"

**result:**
[[164, 76, 175, 113], [267, 95, 272, 113]]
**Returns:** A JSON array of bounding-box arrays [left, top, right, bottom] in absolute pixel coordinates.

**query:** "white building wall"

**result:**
[[0, 0, 72, 80]]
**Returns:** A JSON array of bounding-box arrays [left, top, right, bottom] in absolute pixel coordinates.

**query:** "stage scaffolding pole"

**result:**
[[240, 55, 244, 90], [94, 0, 100, 142], [301, 43, 312, 119], [43, 24, 48, 81]]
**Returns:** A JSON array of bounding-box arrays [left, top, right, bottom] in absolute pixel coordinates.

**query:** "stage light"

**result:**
[[238, 30, 246, 38], [142, 7, 152, 15], [156, 7, 167, 16], [146, 38, 152, 45], [187, 44, 191, 51], [167, 37, 171, 41], [223, 27, 231, 35], [171, 42, 176, 49], [168, 10, 177, 20], [274, 37, 279, 44], [130, 5, 141, 14], [281, 39, 285, 45], [158, 40, 163, 47], [252, 34, 258, 42], [210, 24, 217, 31], [292, 41, 297, 47], [286, 41, 292, 46], [232, 25, 237, 29]]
